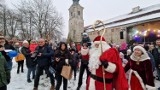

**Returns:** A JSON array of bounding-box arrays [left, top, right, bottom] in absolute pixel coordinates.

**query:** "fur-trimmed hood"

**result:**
[[130, 46, 150, 62]]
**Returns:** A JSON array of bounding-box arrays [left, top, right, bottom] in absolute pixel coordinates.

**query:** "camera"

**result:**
[[31, 50, 38, 59]]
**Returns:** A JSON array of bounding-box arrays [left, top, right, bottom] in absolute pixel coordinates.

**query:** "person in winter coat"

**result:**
[[124, 46, 155, 90], [77, 43, 90, 90], [33, 39, 54, 90], [0, 35, 15, 70], [70, 42, 77, 52], [29, 40, 38, 53], [54, 42, 71, 90], [81, 33, 91, 46], [0, 51, 10, 90], [4, 40, 15, 50], [76, 43, 81, 53], [119, 42, 128, 58], [21, 40, 36, 83], [144, 45, 155, 72], [14, 42, 24, 74], [152, 39, 160, 81], [70, 49, 79, 80], [125, 49, 132, 60], [87, 36, 128, 90], [0, 36, 10, 64]]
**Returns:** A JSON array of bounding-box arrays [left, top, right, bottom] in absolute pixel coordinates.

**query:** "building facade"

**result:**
[[85, 4, 160, 45]]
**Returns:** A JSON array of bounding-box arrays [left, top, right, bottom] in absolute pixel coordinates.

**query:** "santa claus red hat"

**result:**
[[93, 36, 106, 44]]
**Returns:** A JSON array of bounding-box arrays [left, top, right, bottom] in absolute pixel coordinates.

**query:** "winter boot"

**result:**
[[50, 85, 54, 90], [32, 75, 35, 79], [27, 79, 32, 83], [76, 86, 80, 90], [74, 76, 76, 80], [33, 87, 38, 90], [17, 70, 19, 74], [21, 70, 24, 73]]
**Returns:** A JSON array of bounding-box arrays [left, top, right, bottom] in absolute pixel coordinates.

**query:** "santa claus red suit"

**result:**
[[124, 46, 156, 90], [86, 36, 128, 90]]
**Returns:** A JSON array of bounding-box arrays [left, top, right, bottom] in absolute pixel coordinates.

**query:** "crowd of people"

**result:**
[[0, 32, 160, 90]]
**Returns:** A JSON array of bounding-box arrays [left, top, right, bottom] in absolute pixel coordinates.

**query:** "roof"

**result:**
[[85, 4, 160, 32]]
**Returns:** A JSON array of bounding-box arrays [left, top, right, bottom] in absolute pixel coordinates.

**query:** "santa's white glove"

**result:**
[[65, 59, 69, 65]]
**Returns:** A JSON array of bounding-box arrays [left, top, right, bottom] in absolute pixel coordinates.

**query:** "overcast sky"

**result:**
[[5, 0, 160, 37]]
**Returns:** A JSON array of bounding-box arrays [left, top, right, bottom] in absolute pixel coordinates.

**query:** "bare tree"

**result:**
[[15, 0, 64, 40], [0, 0, 64, 41], [0, 5, 18, 38]]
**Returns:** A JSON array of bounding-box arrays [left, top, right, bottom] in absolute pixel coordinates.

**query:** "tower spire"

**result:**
[[73, 0, 79, 4]]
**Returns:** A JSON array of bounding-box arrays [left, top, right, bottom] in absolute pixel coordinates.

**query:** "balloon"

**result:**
[[8, 51, 18, 57]]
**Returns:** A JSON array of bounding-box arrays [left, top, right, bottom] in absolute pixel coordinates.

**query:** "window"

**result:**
[[111, 29, 114, 32], [78, 11, 80, 15], [73, 30, 76, 38], [71, 12, 73, 16]]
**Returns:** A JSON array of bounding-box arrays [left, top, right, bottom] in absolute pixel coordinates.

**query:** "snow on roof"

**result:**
[[107, 12, 160, 28], [85, 4, 160, 32], [86, 13, 160, 32], [104, 4, 160, 24]]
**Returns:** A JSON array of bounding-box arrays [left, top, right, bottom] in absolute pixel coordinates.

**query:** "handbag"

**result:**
[[61, 65, 72, 80], [15, 53, 25, 62]]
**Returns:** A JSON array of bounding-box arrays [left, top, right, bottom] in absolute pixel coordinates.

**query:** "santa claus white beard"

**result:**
[[88, 47, 101, 71], [88, 42, 110, 72]]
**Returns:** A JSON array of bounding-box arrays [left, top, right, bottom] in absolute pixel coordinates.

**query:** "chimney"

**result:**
[[132, 6, 141, 13]]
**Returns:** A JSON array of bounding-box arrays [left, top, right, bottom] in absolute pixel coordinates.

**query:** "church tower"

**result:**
[[68, 0, 84, 43]]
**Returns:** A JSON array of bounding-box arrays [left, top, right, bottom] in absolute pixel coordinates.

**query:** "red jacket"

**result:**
[[29, 44, 38, 52]]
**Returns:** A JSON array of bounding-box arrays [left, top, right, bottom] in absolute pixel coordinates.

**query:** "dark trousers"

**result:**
[[34, 66, 55, 88], [157, 68, 160, 80], [27, 66, 36, 80], [0, 85, 7, 90], [56, 74, 67, 90], [77, 63, 90, 87], [17, 60, 24, 73], [72, 65, 77, 78]]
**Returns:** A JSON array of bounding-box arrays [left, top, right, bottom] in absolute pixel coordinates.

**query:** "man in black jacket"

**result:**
[[152, 39, 160, 81], [33, 38, 54, 90]]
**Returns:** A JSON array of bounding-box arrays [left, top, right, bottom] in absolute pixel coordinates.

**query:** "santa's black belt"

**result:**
[[90, 74, 113, 83]]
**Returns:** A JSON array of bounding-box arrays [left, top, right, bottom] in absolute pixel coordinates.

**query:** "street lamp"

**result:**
[[143, 31, 147, 44]]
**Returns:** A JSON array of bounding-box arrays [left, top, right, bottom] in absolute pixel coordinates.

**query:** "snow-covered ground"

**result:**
[[8, 59, 160, 90], [8, 60, 86, 90]]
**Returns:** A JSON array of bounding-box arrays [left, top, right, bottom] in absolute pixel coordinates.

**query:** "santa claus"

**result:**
[[86, 36, 128, 90]]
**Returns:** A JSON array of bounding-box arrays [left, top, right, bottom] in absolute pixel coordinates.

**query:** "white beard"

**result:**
[[88, 42, 110, 71], [88, 47, 101, 71]]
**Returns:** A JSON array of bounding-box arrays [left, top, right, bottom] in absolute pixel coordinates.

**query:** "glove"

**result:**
[[101, 60, 109, 68], [7, 79, 10, 84]]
